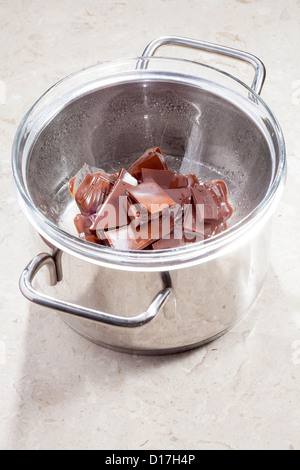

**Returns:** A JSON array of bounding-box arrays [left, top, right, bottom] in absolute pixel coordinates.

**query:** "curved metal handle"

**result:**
[[141, 36, 266, 95], [20, 253, 171, 328]]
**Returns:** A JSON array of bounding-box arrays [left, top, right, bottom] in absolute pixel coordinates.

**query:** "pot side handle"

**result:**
[[140, 36, 266, 95], [19, 253, 171, 328]]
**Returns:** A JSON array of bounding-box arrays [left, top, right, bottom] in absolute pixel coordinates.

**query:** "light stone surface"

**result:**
[[1, 0, 300, 450]]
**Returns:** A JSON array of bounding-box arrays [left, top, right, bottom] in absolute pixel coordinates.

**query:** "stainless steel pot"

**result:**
[[12, 37, 286, 354]]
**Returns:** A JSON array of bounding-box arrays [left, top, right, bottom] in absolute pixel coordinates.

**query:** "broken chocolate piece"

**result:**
[[90, 177, 131, 231], [183, 202, 205, 236], [105, 223, 152, 251], [128, 147, 168, 182], [75, 173, 112, 215], [127, 179, 176, 216], [192, 181, 233, 223], [105, 206, 179, 251], [74, 213, 104, 244], [165, 187, 192, 206], [141, 168, 189, 189], [70, 163, 118, 197]]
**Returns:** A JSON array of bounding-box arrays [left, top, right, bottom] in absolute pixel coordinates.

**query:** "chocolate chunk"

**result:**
[[105, 207, 179, 251], [105, 223, 152, 251], [127, 179, 176, 216], [128, 147, 168, 181], [74, 173, 112, 215], [165, 187, 192, 206], [192, 181, 233, 223], [182, 202, 205, 237], [141, 168, 189, 189], [70, 163, 118, 197], [74, 213, 105, 244], [90, 177, 131, 231]]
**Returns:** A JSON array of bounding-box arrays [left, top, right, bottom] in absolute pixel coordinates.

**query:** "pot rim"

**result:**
[[12, 55, 287, 272]]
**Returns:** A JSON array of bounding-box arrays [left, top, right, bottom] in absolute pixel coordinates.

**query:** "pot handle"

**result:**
[[20, 253, 171, 328], [140, 36, 266, 95]]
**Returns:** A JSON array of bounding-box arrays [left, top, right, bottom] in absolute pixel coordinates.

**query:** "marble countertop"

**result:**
[[1, 0, 299, 450]]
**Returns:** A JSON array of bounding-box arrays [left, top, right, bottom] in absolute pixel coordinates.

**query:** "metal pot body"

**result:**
[[13, 37, 286, 354], [31, 219, 269, 354]]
